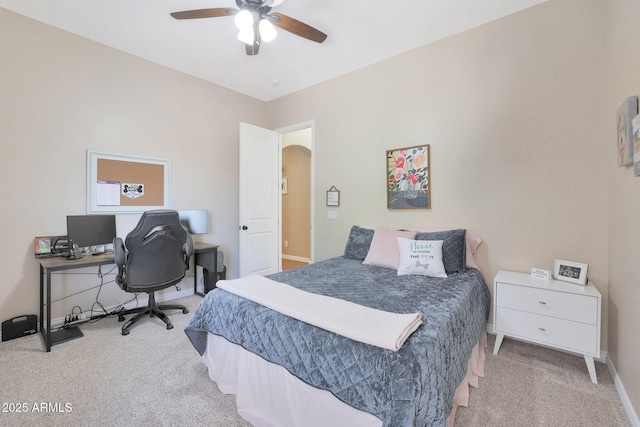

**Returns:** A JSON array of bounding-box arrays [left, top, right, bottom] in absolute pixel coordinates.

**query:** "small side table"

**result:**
[[493, 270, 601, 384]]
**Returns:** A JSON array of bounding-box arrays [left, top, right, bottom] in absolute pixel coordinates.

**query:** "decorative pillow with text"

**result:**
[[396, 237, 447, 278]]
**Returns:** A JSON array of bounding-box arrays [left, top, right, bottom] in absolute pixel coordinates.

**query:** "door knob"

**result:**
[[241, 225, 248, 230]]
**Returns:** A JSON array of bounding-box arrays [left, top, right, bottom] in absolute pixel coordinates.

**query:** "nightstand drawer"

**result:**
[[496, 282, 598, 325], [495, 307, 598, 355]]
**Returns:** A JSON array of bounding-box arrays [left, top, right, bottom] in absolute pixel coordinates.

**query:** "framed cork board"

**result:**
[[87, 150, 171, 214]]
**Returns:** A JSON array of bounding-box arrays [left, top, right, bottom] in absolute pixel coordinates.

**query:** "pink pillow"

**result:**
[[363, 227, 416, 270]]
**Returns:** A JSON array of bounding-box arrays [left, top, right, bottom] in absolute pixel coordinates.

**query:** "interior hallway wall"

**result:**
[[281, 143, 311, 261]]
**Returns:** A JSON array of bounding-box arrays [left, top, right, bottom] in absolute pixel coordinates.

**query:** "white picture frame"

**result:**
[[87, 150, 171, 214], [553, 259, 589, 286]]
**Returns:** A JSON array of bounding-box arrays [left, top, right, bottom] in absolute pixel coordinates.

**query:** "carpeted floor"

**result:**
[[455, 334, 630, 426], [0, 295, 631, 426]]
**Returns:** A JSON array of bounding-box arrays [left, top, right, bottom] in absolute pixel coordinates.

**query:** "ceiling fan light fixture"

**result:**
[[237, 27, 255, 45], [234, 9, 253, 30], [259, 19, 277, 42]]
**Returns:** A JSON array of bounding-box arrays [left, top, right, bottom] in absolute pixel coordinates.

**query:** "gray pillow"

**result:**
[[343, 226, 375, 260], [415, 229, 466, 273]]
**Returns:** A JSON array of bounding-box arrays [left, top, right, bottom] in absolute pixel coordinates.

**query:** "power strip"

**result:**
[[49, 286, 192, 329]]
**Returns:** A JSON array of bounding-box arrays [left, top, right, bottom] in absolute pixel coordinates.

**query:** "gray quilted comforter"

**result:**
[[184, 256, 490, 427]]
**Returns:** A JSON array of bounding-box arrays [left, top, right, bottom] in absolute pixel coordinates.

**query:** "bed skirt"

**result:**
[[202, 330, 487, 427]]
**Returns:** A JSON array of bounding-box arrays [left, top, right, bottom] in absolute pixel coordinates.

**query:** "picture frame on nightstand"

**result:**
[[553, 259, 588, 285]]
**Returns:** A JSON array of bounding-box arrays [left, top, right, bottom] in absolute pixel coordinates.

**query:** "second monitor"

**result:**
[[67, 214, 117, 255]]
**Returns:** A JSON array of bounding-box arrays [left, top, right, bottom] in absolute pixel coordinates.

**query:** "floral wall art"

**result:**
[[386, 144, 431, 209], [616, 96, 638, 167]]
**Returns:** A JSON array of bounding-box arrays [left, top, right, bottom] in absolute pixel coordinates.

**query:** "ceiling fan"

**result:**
[[170, 0, 327, 56]]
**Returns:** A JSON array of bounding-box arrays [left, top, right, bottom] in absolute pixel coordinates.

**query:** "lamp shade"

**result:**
[[178, 209, 209, 234], [237, 27, 255, 45], [259, 19, 277, 42], [234, 10, 253, 29]]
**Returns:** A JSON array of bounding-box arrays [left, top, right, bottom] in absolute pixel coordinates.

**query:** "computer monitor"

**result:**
[[178, 210, 209, 235], [66, 214, 117, 254]]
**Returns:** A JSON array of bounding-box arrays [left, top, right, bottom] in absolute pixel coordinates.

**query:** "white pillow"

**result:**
[[396, 237, 448, 278]]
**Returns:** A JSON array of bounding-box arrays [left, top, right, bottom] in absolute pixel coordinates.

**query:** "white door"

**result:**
[[239, 122, 280, 277]]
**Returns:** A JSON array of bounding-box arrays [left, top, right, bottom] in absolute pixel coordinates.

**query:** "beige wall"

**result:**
[[268, 0, 608, 337], [0, 9, 266, 319], [281, 144, 311, 260], [606, 0, 640, 417]]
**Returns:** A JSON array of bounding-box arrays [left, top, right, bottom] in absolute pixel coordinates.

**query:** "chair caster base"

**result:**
[[166, 323, 174, 330], [182, 308, 189, 314], [121, 329, 130, 336]]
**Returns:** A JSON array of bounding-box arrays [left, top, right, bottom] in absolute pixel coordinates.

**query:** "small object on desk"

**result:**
[[34, 237, 52, 257], [530, 267, 551, 280]]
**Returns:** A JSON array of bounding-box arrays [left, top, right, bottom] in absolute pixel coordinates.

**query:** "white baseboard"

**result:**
[[487, 322, 639, 426], [607, 357, 640, 427], [282, 254, 310, 263]]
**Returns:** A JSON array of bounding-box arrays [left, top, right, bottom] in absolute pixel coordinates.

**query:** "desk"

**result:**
[[193, 242, 220, 297], [39, 243, 220, 352], [39, 253, 115, 352]]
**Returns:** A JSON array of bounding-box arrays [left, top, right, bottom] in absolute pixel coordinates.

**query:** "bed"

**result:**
[[185, 226, 491, 427]]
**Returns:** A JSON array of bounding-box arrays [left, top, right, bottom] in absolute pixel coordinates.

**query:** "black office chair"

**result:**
[[113, 210, 194, 335]]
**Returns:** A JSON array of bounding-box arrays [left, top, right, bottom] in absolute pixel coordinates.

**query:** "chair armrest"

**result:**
[[113, 237, 126, 267], [184, 233, 194, 269], [113, 237, 127, 288]]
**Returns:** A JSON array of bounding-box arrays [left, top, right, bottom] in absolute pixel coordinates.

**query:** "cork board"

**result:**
[[87, 151, 171, 213]]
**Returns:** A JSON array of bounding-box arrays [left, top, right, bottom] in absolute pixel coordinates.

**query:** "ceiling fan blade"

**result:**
[[271, 13, 327, 43], [170, 8, 235, 20]]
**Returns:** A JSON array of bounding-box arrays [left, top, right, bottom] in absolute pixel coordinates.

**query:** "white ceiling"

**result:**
[[2, 0, 547, 102]]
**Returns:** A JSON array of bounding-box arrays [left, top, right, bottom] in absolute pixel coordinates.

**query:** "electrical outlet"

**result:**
[[284, 240, 288, 247]]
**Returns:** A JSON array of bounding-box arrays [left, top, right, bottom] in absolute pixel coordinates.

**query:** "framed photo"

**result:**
[[632, 113, 640, 176], [553, 259, 589, 286], [34, 237, 52, 257], [617, 96, 638, 167], [387, 144, 430, 209], [326, 185, 340, 207]]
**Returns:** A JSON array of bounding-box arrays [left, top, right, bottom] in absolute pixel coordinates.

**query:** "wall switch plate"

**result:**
[[327, 210, 338, 220]]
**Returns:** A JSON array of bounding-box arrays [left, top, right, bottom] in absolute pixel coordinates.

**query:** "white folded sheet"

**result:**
[[216, 274, 422, 351]]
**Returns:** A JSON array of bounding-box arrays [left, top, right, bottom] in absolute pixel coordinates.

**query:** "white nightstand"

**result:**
[[492, 270, 601, 384]]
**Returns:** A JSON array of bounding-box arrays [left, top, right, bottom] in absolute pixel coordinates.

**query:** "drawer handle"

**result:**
[[538, 327, 546, 332], [538, 301, 547, 305]]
